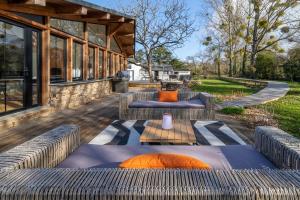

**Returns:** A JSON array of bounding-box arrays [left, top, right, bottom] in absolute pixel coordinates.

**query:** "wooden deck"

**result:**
[[140, 120, 196, 144], [0, 94, 119, 153]]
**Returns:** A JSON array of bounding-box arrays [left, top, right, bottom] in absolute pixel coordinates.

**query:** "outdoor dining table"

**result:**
[[161, 80, 183, 91]]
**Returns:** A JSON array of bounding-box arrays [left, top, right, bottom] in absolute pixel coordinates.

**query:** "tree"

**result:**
[[249, 0, 298, 67], [152, 47, 173, 65], [284, 45, 300, 81], [123, 0, 195, 82], [203, 0, 246, 77]]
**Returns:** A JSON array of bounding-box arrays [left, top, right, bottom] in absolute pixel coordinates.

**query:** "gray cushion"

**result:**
[[57, 145, 276, 170], [129, 99, 205, 109]]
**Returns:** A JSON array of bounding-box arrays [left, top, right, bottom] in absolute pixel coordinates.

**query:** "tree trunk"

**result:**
[[233, 55, 237, 76], [228, 19, 233, 77], [242, 46, 247, 76], [242, 0, 251, 77], [146, 52, 154, 82], [251, 4, 260, 68]]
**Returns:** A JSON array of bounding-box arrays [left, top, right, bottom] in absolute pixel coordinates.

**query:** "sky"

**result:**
[[86, 0, 206, 60]]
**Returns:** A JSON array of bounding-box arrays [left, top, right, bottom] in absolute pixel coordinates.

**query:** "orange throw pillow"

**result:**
[[119, 153, 211, 170], [159, 91, 178, 102]]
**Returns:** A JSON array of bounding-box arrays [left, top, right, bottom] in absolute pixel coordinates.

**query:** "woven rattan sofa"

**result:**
[[119, 91, 215, 120], [0, 125, 300, 199]]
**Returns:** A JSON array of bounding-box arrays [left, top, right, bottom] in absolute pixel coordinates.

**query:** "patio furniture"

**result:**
[[0, 124, 80, 170], [1, 125, 300, 199], [161, 80, 183, 91], [58, 144, 275, 169], [119, 91, 215, 120], [140, 120, 196, 144]]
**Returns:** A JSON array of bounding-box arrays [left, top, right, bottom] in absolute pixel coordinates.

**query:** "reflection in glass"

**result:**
[[110, 36, 121, 53], [50, 18, 83, 38], [32, 31, 39, 105], [107, 52, 111, 77], [0, 21, 25, 113], [119, 56, 123, 71], [73, 42, 83, 81], [99, 50, 103, 79], [87, 23, 106, 47], [88, 47, 95, 80], [50, 35, 66, 82]]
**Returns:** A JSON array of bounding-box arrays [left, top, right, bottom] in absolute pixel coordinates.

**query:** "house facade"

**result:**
[[0, 0, 135, 115], [128, 63, 191, 81]]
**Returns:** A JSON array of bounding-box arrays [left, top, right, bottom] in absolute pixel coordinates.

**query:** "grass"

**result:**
[[257, 82, 300, 137], [221, 107, 245, 115], [191, 79, 260, 102]]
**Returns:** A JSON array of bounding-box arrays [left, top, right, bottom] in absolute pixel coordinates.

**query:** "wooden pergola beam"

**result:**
[[110, 23, 126, 36], [99, 16, 125, 23], [118, 33, 134, 38], [56, 6, 88, 15], [82, 12, 110, 20], [8, 0, 46, 6]]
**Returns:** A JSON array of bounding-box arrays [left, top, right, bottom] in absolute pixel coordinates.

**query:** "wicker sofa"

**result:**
[[119, 91, 215, 120], [0, 125, 300, 199]]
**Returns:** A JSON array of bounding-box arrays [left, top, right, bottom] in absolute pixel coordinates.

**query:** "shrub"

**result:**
[[221, 106, 245, 115], [255, 52, 285, 80]]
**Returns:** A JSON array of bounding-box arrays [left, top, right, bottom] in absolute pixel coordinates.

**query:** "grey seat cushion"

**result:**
[[129, 99, 205, 109], [57, 145, 276, 170]]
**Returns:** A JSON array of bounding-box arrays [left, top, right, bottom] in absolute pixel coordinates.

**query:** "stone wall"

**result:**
[[49, 79, 112, 110], [0, 106, 53, 130]]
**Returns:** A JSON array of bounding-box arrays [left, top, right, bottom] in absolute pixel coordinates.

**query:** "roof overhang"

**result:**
[[2, 0, 136, 56]]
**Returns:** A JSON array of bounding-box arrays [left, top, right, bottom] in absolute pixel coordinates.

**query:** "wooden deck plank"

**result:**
[[0, 94, 119, 153]]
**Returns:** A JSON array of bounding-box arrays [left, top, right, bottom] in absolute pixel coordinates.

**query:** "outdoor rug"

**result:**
[[89, 120, 247, 146]]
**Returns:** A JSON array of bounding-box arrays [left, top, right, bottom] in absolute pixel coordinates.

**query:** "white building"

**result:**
[[127, 63, 191, 81]]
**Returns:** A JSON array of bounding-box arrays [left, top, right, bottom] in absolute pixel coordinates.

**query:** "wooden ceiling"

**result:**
[[1, 0, 135, 56]]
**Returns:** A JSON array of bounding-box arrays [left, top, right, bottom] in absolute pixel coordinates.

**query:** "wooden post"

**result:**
[[103, 50, 108, 78], [83, 23, 88, 80], [66, 37, 73, 82], [106, 24, 111, 77], [41, 16, 50, 105]]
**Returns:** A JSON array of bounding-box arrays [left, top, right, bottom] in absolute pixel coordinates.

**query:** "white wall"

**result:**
[[127, 64, 149, 81]]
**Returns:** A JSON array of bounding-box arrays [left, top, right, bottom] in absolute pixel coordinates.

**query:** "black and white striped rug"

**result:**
[[89, 120, 246, 146]]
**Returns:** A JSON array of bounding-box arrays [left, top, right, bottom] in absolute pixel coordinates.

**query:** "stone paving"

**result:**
[[219, 81, 289, 109]]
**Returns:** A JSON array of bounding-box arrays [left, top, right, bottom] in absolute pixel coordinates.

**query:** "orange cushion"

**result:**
[[119, 153, 212, 170], [158, 91, 178, 102]]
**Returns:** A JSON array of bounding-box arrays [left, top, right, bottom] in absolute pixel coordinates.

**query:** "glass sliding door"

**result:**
[[0, 18, 41, 115]]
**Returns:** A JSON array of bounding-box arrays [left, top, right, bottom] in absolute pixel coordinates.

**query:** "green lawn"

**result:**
[[258, 82, 300, 137], [191, 79, 259, 102]]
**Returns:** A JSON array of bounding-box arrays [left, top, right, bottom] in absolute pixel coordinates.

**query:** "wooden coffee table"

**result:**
[[140, 120, 196, 144]]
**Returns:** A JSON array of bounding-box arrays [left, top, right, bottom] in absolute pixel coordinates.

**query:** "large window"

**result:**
[[110, 36, 121, 53], [50, 18, 84, 38], [50, 35, 66, 82], [87, 23, 106, 47], [72, 42, 83, 81], [88, 47, 95, 80], [99, 50, 103, 79]]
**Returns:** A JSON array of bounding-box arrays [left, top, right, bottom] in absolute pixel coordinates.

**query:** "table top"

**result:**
[[140, 120, 196, 144]]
